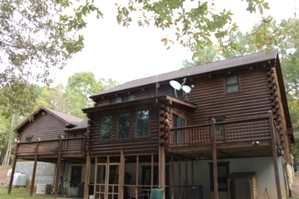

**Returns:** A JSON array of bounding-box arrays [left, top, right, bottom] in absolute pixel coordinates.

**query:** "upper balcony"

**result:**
[[16, 136, 86, 162], [168, 113, 282, 159]]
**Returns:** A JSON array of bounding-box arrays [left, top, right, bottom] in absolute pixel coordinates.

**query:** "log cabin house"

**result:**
[[8, 107, 87, 196], [9, 51, 294, 199]]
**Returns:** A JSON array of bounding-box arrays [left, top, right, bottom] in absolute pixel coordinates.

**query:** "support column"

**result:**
[[84, 153, 91, 199], [159, 147, 166, 199], [54, 137, 63, 198], [211, 118, 218, 199], [8, 142, 19, 194], [30, 140, 40, 196], [170, 155, 174, 199], [269, 111, 282, 199], [119, 150, 125, 199]]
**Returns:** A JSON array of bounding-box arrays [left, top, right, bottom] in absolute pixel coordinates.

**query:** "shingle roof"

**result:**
[[14, 107, 84, 132], [43, 107, 84, 126], [91, 50, 277, 98]]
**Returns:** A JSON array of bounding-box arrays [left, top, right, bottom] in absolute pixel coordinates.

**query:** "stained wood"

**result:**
[[30, 141, 39, 196], [211, 118, 219, 199], [269, 111, 282, 199]]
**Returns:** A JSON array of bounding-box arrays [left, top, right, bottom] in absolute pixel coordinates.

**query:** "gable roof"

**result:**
[[91, 50, 278, 98], [14, 107, 84, 133]]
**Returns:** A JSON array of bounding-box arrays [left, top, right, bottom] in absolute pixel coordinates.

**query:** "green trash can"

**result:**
[[150, 189, 163, 199]]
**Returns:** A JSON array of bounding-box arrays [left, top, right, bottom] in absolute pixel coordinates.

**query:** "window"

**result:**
[[135, 110, 149, 137], [100, 115, 112, 140], [225, 75, 240, 93], [209, 162, 229, 191], [110, 95, 135, 104], [173, 114, 186, 145], [117, 113, 130, 139], [70, 166, 82, 187], [25, 136, 33, 142]]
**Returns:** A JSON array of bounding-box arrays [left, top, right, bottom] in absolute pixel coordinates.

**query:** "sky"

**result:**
[[54, 0, 299, 85]]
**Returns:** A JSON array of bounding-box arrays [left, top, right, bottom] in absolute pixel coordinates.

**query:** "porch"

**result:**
[[15, 136, 86, 161], [168, 114, 282, 159]]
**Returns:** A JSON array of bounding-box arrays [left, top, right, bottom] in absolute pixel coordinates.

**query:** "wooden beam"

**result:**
[[84, 153, 91, 199], [30, 140, 40, 196], [119, 150, 125, 199], [269, 111, 282, 199], [159, 147, 166, 199], [136, 155, 139, 186], [54, 138, 63, 198], [185, 159, 188, 199], [211, 118, 219, 199], [8, 142, 19, 194], [178, 157, 181, 199], [170, 155, 174, 199]]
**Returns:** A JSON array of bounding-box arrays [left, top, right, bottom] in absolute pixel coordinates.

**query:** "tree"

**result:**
[[0, 0, 278, 115], [182, 45, 221, 68], [0, 0, 87, 116], [64, 72, 119, 118]]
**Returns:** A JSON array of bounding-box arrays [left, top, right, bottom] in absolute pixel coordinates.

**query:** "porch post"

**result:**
[[54, 137, 63, 198], [8, 142, 19, 194], [211, 118, 219, 199], [119, 150, 125, 199], [159, 146, 166, 199], [170, 155, 174, 199], [84, 153, 91, 199], [30, 140, 40, 196], [269, 111, 282, 198]]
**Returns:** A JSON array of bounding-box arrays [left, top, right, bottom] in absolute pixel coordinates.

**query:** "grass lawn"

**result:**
[[0, 187, 78, 199], [1, 186, 299, 199]]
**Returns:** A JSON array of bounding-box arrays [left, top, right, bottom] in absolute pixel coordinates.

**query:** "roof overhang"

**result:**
[[83, 95, 196, 114]]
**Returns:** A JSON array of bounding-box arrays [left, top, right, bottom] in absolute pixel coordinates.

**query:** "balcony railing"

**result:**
[[16, 136, 85, 156], [170, 116, 271, 147]]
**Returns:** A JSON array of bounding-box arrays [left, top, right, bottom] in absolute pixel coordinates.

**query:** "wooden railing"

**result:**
[[16, 136, 85, 156], [170, 116, 271, 146]]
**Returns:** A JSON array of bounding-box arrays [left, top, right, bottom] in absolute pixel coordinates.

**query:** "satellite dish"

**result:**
[[170, 80, 181, 90], [182, 85, 191, 93]]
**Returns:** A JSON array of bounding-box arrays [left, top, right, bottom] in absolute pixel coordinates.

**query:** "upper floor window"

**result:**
[[117, 112, 130, 139], [135, 110, 149, 137], [110, 95, 135, 104], [25, 136, 33, 142], [225, 75, 240, 94], [173, 114, 186, 145], [173, 114, 186, 128], [100, 115, 112, 140]]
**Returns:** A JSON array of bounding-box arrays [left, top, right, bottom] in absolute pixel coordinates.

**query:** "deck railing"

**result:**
[[170, 116, 271, 146], [16, 136, 85, 156]]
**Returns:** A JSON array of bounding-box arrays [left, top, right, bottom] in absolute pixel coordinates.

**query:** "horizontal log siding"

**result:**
[[187, 67, 272, 124], [19, 112, 66, 142], [88, 106, 160, 156]]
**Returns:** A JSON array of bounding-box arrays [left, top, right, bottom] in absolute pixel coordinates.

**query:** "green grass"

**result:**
[[1, 187, 299, 199], [0, 187, 75, 199]]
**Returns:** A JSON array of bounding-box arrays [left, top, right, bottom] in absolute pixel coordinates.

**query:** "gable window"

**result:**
[[70, 166, 82, 187], [173, 114, 186, 145], [135, 110, 149, 137], [225, 75, 240, 93], [25, 136, 33, 142], [209, 162, 229, 191], [110, 95, 135, 104], [100, 115, 112, 140], [117, 113, 130, 139]]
